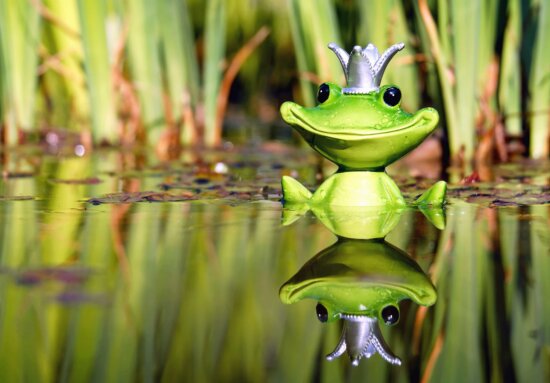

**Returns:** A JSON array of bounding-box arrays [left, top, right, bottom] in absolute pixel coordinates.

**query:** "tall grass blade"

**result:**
[[286, 0, 342, 107], [203, 0, 227, 147], [286, 0, 315, 107], [415, 0, 458, 157], [158, 0, 200, 146], [499, 0, 522, 136], [43, 0, 89, 129], [304, 0, 342, 84], [126, 0, 164, 142], [450, 0, 480, 159], [357, 1, 420, 111], [528, 0, 550, 158], [77, 0, 118, 143], [0, 0, 41, 144]]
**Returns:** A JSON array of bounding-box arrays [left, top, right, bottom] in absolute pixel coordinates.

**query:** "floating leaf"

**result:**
[[49, 177, 103, 185], [88, 191, 196, 205], [0, 196, 35, 201]]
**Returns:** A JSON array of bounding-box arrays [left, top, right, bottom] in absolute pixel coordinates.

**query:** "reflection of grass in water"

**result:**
[[427, 203, 484, 382], [0, 172, 41, 382], [0, 156, 549, 381], [419, 203, 550, 382]]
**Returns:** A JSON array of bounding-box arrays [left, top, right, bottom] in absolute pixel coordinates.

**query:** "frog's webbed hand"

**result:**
[[281, 176, 312, 205], [414, 180, 447, 207], [326, 315, 401, 366]]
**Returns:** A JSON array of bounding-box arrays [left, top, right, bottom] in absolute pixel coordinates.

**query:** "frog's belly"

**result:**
[[311, 172, 406, 207]]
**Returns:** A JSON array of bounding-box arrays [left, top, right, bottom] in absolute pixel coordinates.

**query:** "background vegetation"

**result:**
[[1, 1, 548, 381], [0, 0, 549, 161]]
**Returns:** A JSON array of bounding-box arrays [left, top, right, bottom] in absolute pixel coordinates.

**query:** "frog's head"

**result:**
[[279, 238, 437, 365], [280, 238, 436, 321], [280, 43, 439, 171]]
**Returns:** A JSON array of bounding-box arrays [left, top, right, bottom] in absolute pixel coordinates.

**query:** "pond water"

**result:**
[[0, 147, 548, 382]]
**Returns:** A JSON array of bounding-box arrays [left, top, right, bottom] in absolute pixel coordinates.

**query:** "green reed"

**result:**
[[77, 0, 117, 143], [0, 0, 548, 157], [286, 0, 343, 107], [357, 1, 420, 112], [528, 1, 550, 158], [0, 0, 40, 145], [42, 0, 89, 129]]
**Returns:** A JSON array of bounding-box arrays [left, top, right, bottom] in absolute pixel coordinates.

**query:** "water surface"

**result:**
[[0, 148, 548, 382]]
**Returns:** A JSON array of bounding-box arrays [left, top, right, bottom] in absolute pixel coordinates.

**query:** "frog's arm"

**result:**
[[413, 181, 447, 230], [413, 181, 447, 207], [282, 176, 312, 204]]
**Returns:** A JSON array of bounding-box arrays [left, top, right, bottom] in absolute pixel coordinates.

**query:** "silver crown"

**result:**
[[325, 315, 401, 366], [328, 42, 405, 94]]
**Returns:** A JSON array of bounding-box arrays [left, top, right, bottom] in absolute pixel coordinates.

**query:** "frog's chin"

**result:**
[[280, 101, 439, 169]]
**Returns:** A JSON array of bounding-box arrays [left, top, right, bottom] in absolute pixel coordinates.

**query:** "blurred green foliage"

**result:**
[[0, 0, 548, 159]]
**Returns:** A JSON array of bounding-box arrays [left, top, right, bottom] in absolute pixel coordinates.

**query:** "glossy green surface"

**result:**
[[280, 84, 439, 171], [285, 171, 406, 207], [280, 238, 437, 321], [280, 82, 446, 207]]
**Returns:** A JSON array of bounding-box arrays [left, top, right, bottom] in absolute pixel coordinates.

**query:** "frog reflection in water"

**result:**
[[280, 42, 446, 207], [279, 234, 437, 366]]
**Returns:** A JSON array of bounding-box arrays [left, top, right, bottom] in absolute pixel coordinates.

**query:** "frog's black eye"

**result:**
[[381, 305, 400, 326], [383, 87, 401, 107], [316, 303, 328, 322], [317, 83, 330, 104]]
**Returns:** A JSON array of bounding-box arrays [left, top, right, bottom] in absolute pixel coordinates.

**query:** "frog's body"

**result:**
[[282, 171, 406, 207], [280, 43, 446, 208]]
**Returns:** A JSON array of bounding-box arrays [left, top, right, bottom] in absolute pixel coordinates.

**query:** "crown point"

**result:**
[[327, 42, 405, 94]]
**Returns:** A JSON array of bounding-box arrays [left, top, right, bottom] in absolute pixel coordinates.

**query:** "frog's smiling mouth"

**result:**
[[280, 101, 439, 169], [280, 278, 436, 307], [280, 102, 438, 141]]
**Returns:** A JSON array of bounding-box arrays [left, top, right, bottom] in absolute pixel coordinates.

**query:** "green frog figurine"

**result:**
[[280, 42, 446, 207]]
